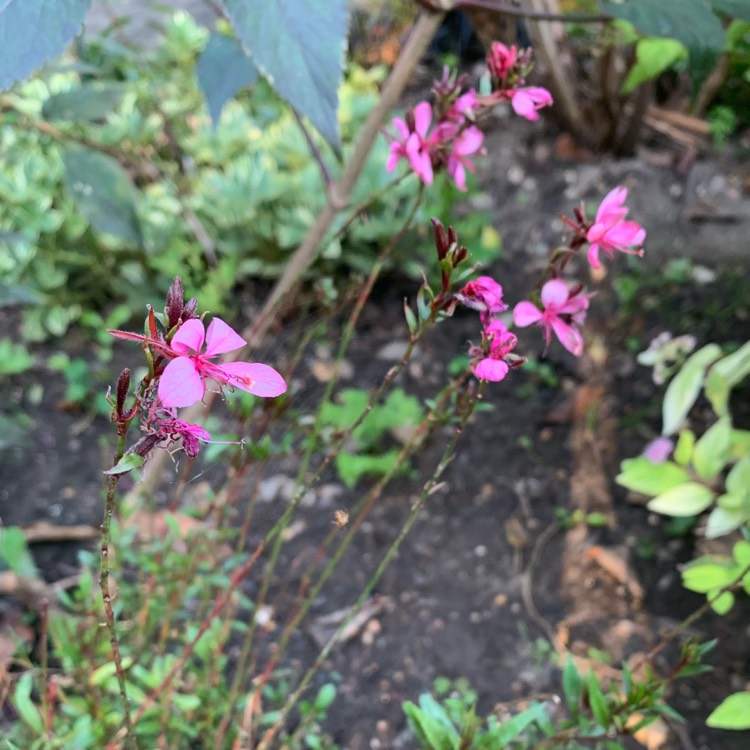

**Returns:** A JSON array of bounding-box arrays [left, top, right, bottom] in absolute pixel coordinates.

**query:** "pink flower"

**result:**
[[444, 124, 484, 191], [513, 279, 589, 357], [586, 187, 646, 269], [447, 89, 478, 121], [472, 319, 519, 382], [154, 415, 212, 458], [510, 87, 553, 121], [456, 276, 507, 324], [158, 317, 286, 408], [487, 42, 518, 80], [643, 437, 674, 464], [386, 101, 434, 185]]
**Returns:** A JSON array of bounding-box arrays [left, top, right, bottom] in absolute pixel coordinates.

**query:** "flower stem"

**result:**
[[100, 432, 136, 749]]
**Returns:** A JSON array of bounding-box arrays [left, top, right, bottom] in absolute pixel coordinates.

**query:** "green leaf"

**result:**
[[62, 146, 143, 246], [0, 0, 91, 91], [710, 589, 734, 614], [615, 458, 691, 496], [314, 683, 336, 713], [336, 449, 402, 488], [403, 695, 459, 750], [222, 0, 348, 148], [13, 673, 43, 734], [692, 418, 732, 480], [647, 482, 715, 516], [562, 655, 581, 715], [705, 506, 747, 538], [682, 557, 737, 592], [602, 0, 725, 64], [42, 84, 126, 121], [730, 429, 750, 460], [707, 691, 750, 729], [0, 527, 38, 578], [103, 452, 145, 476], [673, 429, 696, 465], [586, 671, 610, 728], [727, 456, 750, 496], [711, 1, 750, 23], [706, 340, 750, 415], [622, 37, 687, 94], [494, 702, 548, 744], [196, 33, 258, 126], [662, 344, 722, 435], [733, 540, 750, 566]]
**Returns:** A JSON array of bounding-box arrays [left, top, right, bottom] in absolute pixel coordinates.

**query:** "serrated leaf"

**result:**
[[692, 418, 731, 480], [602, 1, 725, 61], [615, 457, 691, 496], [621, 37, 687, 94], [0, 0, 92, 91], [196, 33, 258, 126], [707, 691, 750, 729], [647, 482, 715, 517], [222, 0, 348, 148], [62, 146, 143, 245], [662, 344, 722, 435], [104, 452, 145, 476], [42, 84, 126, 121]]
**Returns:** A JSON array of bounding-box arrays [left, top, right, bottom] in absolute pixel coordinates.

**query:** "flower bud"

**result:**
[[166, 276, 184, 330], [116, 368, 131, 416]]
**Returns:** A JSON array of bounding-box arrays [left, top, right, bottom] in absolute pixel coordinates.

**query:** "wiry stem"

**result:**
[[100, 432, 136, 750]]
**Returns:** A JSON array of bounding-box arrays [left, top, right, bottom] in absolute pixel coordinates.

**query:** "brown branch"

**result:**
[[453, 0, 609, 23]]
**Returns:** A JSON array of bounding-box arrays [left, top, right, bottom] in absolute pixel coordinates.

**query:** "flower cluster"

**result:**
[[483, 42, 553, 121], [108, 277, 286, 460], [454, 186, 646, 378], [385, 41, 553, 190]]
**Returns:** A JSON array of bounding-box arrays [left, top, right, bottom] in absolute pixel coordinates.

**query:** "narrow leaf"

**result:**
[[196, 33, 258, 126], [586, 672, 610, 728], [692, 418, 732, 480], [104, 453, 145, 476], [0, 0, 92, 91], [221, 0, 348, 148]]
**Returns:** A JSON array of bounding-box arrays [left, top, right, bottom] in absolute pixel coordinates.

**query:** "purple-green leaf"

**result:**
[[221, 0, 348, 149], [104, 452, 145, 476], [0, 0, 92, 91]]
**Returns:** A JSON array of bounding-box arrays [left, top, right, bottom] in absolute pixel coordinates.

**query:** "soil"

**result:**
[[3, 7, 750, 750]]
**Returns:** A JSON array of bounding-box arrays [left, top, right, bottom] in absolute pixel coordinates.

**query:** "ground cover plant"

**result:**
[[1, 1, 749, 748]]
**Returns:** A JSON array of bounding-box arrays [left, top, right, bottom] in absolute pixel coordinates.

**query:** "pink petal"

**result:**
[[170, 319, 206, 355], [587, 243, 603, 269], [511, 91, 538, 121], [513, 301, 543, 327], [606, 221, 646, 248], [474, 358, 510, 382], [596, 187, 627, 223], [391, 117, 410, 140], [540, 279, 570, 309], [204, 317, 246, 357], [550, 318, 584, 356], [413, 101, 433, 137], [455, 126, 484, 156], [449, 160, 468, 191], [643, 437, 674, 464], [158, 357, 205, 407], [220, 362, 287, 398]]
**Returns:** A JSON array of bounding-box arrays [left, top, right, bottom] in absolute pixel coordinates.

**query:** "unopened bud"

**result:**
[[116, 368, 131, 416], [181, 297, 198, 321], [431, 217, 448, 260], [166, 276, 184, 330]]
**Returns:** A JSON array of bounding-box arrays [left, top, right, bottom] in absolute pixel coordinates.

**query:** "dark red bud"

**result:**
[[431, 217, 448, 260], [116, 368, 131, 415], [181, 297, 198, 321], [166, 276, 184, 330]]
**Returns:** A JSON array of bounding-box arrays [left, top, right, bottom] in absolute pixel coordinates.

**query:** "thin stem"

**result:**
[[292, 107, 333, 186], [100, 432, 136, 749], [452, 0, 609, 23], [256, 376, 482, 750]]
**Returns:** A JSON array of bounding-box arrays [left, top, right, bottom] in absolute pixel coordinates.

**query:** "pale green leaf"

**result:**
[[733, 540, 750, 566], [710, 589, 735, 614], [682, 557, 737, 592], [647, 482, 714, 516], [616, 458, 691, 496], [706, 691, 750, 729], [673, 429, 695, 465], [692, 418, 732, 480], [705, 506, 746, 538], [662, 345, 722, 435]]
